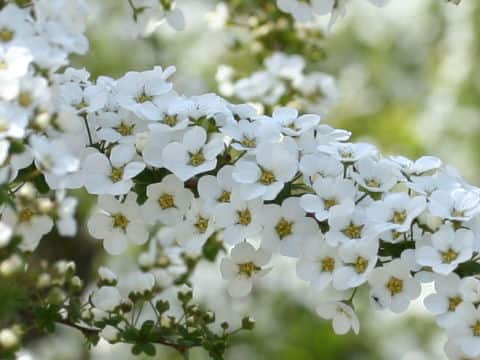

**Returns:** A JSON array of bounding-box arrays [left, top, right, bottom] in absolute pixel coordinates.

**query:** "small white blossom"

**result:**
[[220, 241, 271, 298]]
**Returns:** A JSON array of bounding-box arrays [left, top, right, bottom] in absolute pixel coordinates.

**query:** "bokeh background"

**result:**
[[17, 0, 480, 359]]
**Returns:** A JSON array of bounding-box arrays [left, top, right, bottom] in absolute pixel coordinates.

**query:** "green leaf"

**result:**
[[33, 173, 50, 194], [143, 343, 156, 356]]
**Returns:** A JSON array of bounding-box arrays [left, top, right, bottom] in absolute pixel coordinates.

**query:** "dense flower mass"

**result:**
[[0, 0, 472, 359]]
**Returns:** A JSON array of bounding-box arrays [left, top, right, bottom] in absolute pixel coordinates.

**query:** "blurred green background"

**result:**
[[20, 0, 480, 359]]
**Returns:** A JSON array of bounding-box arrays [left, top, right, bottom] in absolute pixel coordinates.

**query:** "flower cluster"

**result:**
[[0, 0, 475, 359], [127, 0, 185, 35], [217, 52, 339, 114], [275, 0, 460, 27], [276, 0, 390, 27]]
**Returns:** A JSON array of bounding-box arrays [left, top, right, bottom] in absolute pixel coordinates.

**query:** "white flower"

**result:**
[[300, 177, 356, 221], [197, 165, 236, 211], [0, 221, 12, 248], [95, 108, 147, 144], [116, 66, 174, 120], [30, 135, 80, 176], [416, 225, 474, 275], [141, 123, 180, 168], [15, 74, 50, 111], [58, 81, 107, 113], [215, 193, 263, 246], [351, 157, 402, 193], [367, 193, 427, 242], [132, 0, 185, 36], [271, 107, 320, 137], [326, 200, 379, 247], [54, 194, 78, 236], [148, 96, 193, 133], [233, 142, 298, 201], [368, 259, 421, 313], [220, 118, 280, 153], [316, 301, 360, 335], [87, 193, 149, 255], [0, 102, 28, 139], [299, 153, 343, 182], [126, 272, 156, 296], [162, 126, 225, 181], [0, 45, 32, 80], [391, 155, 443, 177], [175, 199, 216, 252], [141, 174, 194, 226], [424, 273, 465, 329], [98, 266, 118, 285], [83, 145, 145, 195], [91, 286, 122, 312], [100, 325, 120, 343], [448, 303, 480, 358], [2, 205, 53, 252], [296, 235, 341, 292], [317, 142, 377, 163], [260, 197, 318, 257], [220, 241, 271, 298], [332, 239, 378, 290], [429, 188, 480, 222], [460, 277, 480, 303]]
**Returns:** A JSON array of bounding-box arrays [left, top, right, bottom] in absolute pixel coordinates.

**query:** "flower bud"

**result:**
[[97, 267, 118, 287], [0, 255, 23, 276], [100, 325, 120, 344], [177, 290, 193, 304], [241, 316, 255, 330], [155, 300, 170, 314], [81, 309, 94, 322], [0, 328, 18, 350], [69, 276, 83, 292], [36, 273, 52, 289]]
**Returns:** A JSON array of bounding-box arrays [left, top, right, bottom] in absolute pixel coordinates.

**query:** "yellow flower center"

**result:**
[[321, 257, 335, 273], [391, 210, 407, 224], [238, 261, 260, 277], [164, 115, 178, 127], [452, 209, 465, 218], [110, 167, 124, 183], [448, 296, 462, 312], [116, 122, 135, 136], [324, 198, 338, 210], [18, 92, 33, 107], [0, 60, 7, 70], [136, 92, 153, 103], [0, 28, 13, 42], [275, 218, 293, 239], [112, 213, 129, 231], [238, 208, 252, 226], [340, 149, 353, 160], [0, 119, 9, 132], [217, 191, 231, 203], [18, 208, 34, 223], [189, 151, 205, 166], [241, 137, 256, 148], [354, 257, 369, 274], [441, 248, 459, 263], [259, 169, 276, 185], [342, 222, 364, 239], [386, 276, 404, 296], [472, 321, 480, 337], [158, 193, 174, 209], [75, 100, 88, 110], [194, 216, 209, 234], [366, 178, 381, 188]]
